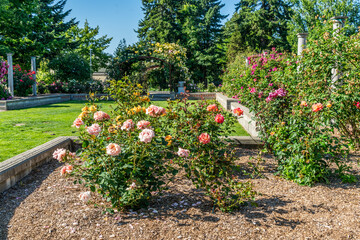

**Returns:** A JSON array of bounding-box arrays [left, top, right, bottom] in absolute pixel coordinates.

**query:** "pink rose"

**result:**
[[53, 148, 67, 161], [121, 119, 134, 131], [198, 133, 211, 144], [79, 191, 91, 202], [72, 118, 84, 128], [94, 111, 110, 121], [60, 165, 73, 175], [177, 147, 190, 158], [87, 123, 102, 136], [139, 129, 155, 143], [250, 88, 256, 93], [137, 120, 151, 129], [146, 105, 166, 117], [215, 114, 224, 124], [106, 143, 121, 156], [126, 182, 137, 190]]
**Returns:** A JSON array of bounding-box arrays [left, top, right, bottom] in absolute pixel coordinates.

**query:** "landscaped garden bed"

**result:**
[[1, 148, 359, 239], [0, 100, 248, 162]]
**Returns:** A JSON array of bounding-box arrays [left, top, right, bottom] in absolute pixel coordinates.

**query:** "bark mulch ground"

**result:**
[[1, 149, 360, 240]]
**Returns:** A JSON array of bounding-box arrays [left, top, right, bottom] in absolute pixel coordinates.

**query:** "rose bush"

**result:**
[[220, 20, 357, 185], [58, 78, 256, 212]]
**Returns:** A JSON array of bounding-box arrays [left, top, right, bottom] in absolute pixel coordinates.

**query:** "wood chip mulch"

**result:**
[[1, 149, 360, 240]]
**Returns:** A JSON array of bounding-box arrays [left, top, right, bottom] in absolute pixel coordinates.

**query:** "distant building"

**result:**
[[92, 68, 108, 82]]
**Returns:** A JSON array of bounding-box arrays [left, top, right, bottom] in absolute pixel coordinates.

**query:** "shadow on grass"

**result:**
[[0, 160, 62, 240]]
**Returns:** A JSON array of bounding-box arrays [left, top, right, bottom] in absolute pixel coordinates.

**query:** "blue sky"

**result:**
[[65, 0, 239, 55]]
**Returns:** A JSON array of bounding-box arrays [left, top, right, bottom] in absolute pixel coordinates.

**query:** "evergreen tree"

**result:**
[[113, 38, 127, 60], [137, 0, 226, 85], [65, 20, 113, 72], [0, 0, 77, 67], [183, 0, 227, 86], [224, 0, 293, 59], [137, 0, 185, 44], [287, 0, 360, 52]]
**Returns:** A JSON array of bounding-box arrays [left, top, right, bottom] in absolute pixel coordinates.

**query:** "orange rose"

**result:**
[[312, 103, 323, 112], [233, 107, 244, 116], [198, 133, 211, 144], [206, 104, 218, 112]]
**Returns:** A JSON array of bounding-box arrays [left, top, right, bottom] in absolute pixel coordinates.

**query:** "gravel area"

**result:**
[[1, 149, 360, 240]]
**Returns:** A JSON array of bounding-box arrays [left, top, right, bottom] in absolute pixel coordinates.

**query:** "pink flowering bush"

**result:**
[[59, 79, 255, 212], [221, 21, 357, 185]]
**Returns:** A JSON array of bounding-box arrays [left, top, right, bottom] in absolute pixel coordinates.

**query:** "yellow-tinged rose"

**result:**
[[108, 126, 117, 134], [78, 112, 88, 120], [326, 103, 332, 108], [89, 105, 97, 112], [270, 132, 275, 136], [82, 106, 89, 112], [165, 135, 172, 141], [115, 115, 121, 122]]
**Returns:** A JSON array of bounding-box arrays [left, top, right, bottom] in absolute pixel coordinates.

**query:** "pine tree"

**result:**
[[137, 0, 185, 44], [287, 0, 360, 52], [183, 0, 227, 86], [0, 0, 78, 67], [66, 20, 113, 72], [224, 0, 293, 59]]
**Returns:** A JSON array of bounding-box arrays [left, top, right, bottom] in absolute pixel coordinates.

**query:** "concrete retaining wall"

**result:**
[[0, 137, 80, 193], [216, 93, 260, 137]]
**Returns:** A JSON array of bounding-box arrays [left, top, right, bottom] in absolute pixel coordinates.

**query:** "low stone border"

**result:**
[[0, 92, 218, 110], [216, 93, 260, 137], [0, 136, 262, 194], [0, 136, 80, 193]]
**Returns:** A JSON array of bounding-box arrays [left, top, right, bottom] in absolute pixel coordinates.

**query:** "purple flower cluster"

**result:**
[[266, 88, 287, 103]]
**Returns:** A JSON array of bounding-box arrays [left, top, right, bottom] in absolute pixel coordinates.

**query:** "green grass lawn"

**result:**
[[0, 100, 248, 162]]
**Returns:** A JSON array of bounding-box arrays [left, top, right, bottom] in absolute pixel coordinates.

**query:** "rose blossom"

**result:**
[[137, 120, 151, 129], [106, 143, 121, 156], [72, 118, 84, 128], [121, 119, 134, 131], [300, 101, 308, 107], [177, 148, 190, 158], [355, 102, 360, 109], [198, 133, 211, 144], [146, 105, 166, 117], [215, 114, 224, 124], [312, 103, 324, 112], [60, 165, 73, 175], [53, 148, 67, 161], [126, 182, 137, 190], [250, 88, 256, 93], [139, 129, 155, 143], [93, 111, 110, 121], [206, 104, 218, 112], [87, 123, 102, 136], [233, 108, 243, 116], [79, 191, 91, 202]]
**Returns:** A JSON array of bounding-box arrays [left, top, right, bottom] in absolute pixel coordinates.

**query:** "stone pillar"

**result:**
[[297, 33, 308, 56], [245, 58, 249, 67], [6, 53, 14, 97], [31, 56, 37, 96], [331, 16, 347, 83]]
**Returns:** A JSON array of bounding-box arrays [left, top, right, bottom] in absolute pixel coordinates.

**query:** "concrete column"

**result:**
[[31, 56, 37, 96], [331, 16, 347, 83], [245, 58, 249, 67], [6, 53, 14, 96], [297, 33, 308, 56]]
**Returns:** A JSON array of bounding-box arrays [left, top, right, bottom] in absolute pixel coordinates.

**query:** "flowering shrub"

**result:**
[[37, 79, 106, 94], [0, 60, 11, 100], [12, 64, 35, 96], [59, 78, 256, 212], [221, 21, 357, 185]]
